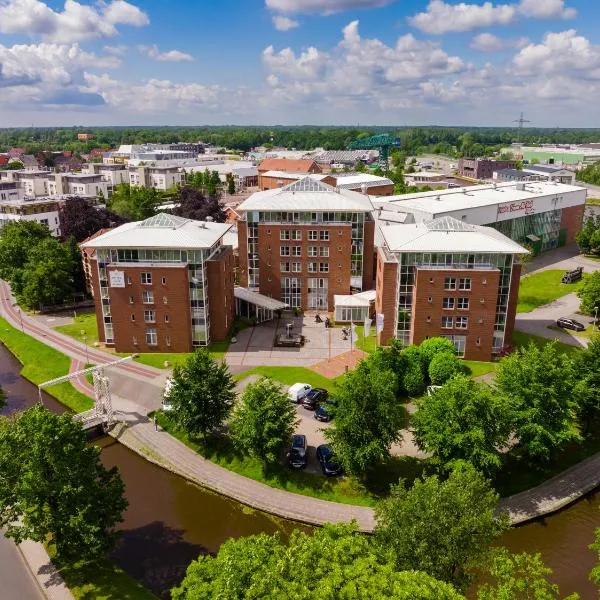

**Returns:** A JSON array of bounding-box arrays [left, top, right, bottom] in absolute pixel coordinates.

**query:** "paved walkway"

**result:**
[[311, 349, 366, 378]]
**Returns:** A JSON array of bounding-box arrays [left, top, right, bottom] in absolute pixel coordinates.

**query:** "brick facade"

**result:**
[[560, 204, 585, 245], [375, 248, 398, 346], [410, 268, 500, 361], [459, 158, 516, 180], [237, 220, 249, 288], [207, 246, 236, 341], [503, 262, 521, 345]]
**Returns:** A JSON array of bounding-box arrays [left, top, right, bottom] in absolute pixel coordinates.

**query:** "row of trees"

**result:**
[[576, 215, 600, 256], [576, 161, 600, 186]]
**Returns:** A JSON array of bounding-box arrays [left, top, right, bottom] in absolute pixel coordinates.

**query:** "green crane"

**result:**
[[349, 134, 401, 172]]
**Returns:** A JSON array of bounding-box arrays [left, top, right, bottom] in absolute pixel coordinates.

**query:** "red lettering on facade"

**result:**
[[497, 200, 534, 216]]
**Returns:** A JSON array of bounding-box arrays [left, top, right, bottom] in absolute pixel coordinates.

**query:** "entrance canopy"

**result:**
[[334, 290, 375, 323], [234, 287, 288, 311]]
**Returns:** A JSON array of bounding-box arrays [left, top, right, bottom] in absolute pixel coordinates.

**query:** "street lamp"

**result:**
[[16, 307, 24, 333], [81, 329, 90, 365]]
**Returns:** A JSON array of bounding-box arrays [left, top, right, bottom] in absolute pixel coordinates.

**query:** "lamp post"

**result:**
[[16, 307, 24, 333], [594, 306, 599, 332], [81, 329, 90, 365]]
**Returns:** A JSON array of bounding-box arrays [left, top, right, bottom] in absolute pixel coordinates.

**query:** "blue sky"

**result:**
[[0, 0, 598, 127]]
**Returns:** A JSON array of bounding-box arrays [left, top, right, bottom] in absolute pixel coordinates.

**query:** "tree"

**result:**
[[18, 238, 74, 309], [428, 352, 462, 385], [375, 464, 508, 590], [226, 173, 236, 195], [412, 375, 513, 474], [0, 386, 5, 410], [325, 358, 403, 476], [230, 378, 297, 473], [368, 339, 407, 399], [0, 405, 127, 560], [577, 271, 600, 315], [168, 349, 236, 439], [590, 528, 600, 586], [419, 337, 457, 372], [0, 220, 51, 282], [107, 183, 161, 221], [172, 522, 465, 600], [172, 185, 227, 222], [67, 236, 87, 295], [402, 345, 426, 397], [478, 548, 579, 600], [6, 160, 24, 170], [574, 335, 600, 423], [495, 342, 584, 461], [59, 196, 126, 242], [354, 160, 367, 173]]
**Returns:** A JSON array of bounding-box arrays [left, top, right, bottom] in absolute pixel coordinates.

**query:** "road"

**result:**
[[0, 535, 44, 600]]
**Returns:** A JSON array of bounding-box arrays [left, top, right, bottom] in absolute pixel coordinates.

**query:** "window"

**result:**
[[292, 262, 301, 273], [444, 277, 456, 290], [442, 316, 453, 329], [127, 276, 132, 285], [428, 297, 433, 303], [163, 296, 168, 305], [319, 262, 329, 273], [476, 336, 481, 346], [280, 262, 290, 272], [443, 297, 455, 310], [308, 246, 318, 257], [444, 335, 466, 357], [161, 276, 167, 285], [308, 230, 318, 241], [456, 316, 468, 329], [280, 246, 290, 256], [320, 231, 329, 241], [166, 335, 171, 347], [280, 230, 291, 240], [141, 272, 152, 285], [130, 314, 135, 322], [145, 328, 157, 346], [457, 297, 470, 310], [144, 310, 156, 323], [459, 278, 472, 291], [319, 247, 329, 257], [142, 290, 154, 304], [128, 296, 134, 304], [292, 246, 302, 257], [165, 314, 170, 323], [292, 230, 301, 240], [308, 262, 317, 273]]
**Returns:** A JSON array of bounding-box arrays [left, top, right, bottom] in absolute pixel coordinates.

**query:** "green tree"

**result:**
[[412, 375, 513, 474], [573, 335, 600, 423], [495, 342, 583, 461], [325, 358, 403, 476], [19, 238, 74, 309], [226, 173, 236, 195], [0, 405, 127, 560], [107, 183, 161, 221], [589, 528, 600, 586], [402, 345, 426, 397], [355, 160, 366, 172], [428, 352, 462, 385], [168, 349, 236, 439], [375, 464, 508, 590], [0, 386, 6, 410], [172, 522, 465, 600], [0, 220, 51, 282], [419, 337, 457, 372], [577, 271, 600, 314], [478, 548, 579, 600], [230, 378, 297, 473]]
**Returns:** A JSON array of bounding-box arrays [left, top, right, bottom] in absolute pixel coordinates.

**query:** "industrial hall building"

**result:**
[[81, 213, 234, 354]]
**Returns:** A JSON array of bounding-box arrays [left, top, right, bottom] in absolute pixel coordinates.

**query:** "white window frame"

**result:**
[[280, 262, 290, 272], [145, 328, 157, 346], [459, 278, 472, 291], [320, 231, 329, 241], [280, 230, 291, 240], [457, 297, 470, 310], [442, 297, 455, 310], [292, 230, 302, 240], [141, 272, 152, 285], [441, 316, 453, 329], [280, 246, 290, 256], [292, 246, 302, 257], [308, 262, 317, 273], [319, 247, 329, 257], [319, 262, 329, 273], [142, 290, 154, 304], [292, 262, 302, 273], [308, 230, 318, 241], [456, 316, 468, 329], [144, 309, 156, 323], [444, 277, 456, 290], [308, 246, 318, 257]]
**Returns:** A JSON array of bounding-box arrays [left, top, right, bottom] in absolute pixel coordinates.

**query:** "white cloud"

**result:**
[[139, 45, 193, 62], [265, 0, 395, 14], [518, 0, 576, 19], [272, 15, 300, 31], [408, 1, 515, 34], [0, 0, 149, 43], [470, 32, 528, 52], [104, 44, 128, 56]]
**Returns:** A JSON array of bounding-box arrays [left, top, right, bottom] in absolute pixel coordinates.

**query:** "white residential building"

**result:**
[[48, 173, 110, 199], [0, 196, 63, 236], [128, 165, 185, 190]]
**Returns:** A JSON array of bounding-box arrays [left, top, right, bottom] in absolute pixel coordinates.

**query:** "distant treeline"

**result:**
[[2, 125, 600, 158]]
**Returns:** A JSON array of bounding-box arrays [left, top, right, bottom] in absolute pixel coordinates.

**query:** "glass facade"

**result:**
[[395, 252, 514, 352], [490, 209, 562, 252]]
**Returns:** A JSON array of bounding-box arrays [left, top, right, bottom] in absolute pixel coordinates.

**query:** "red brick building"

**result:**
[[81, 213, 234, 354], [375, 216, 527, 360], [236, 177, 375, 311], [459, 158, 516, 180]]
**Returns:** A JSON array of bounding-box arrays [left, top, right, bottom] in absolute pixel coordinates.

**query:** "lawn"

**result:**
[[236, 366, 344, 391], [54, 312, 99, 345], [517, 269, 585, 313], [354, 327, 377, 354], [586, 197, 600, 206], [461, 360, 498, 378], [0, 317, 92, 413], [154, 411, 424, 507], [512, 330, 580, 356], [49, 546, 158, 600], [547, 324, 599, 341]]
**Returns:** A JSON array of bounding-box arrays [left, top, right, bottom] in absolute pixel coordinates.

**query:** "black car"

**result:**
[[291, 434, 307, 457], [556, 317, 585, 332], [288, 449, 307, 469], [316, 444, 343, 477], [302, 388, 328, 410], [314, 399, 337, 422]]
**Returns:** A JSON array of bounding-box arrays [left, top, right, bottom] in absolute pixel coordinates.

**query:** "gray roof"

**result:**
[[81, 212, 232, 250], [523, 164, 567, 174], [495, 169, 534, 180]]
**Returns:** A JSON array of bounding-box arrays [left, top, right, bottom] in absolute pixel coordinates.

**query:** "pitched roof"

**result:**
[[258, 158, 320, 173], [381, 216, 528, 254]]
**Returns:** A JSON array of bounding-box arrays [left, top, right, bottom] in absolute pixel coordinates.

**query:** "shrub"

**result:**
[[428, 352, 462, 385]]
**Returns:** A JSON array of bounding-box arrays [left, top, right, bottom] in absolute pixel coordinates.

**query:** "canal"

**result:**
[[1, 342, 599, 598]]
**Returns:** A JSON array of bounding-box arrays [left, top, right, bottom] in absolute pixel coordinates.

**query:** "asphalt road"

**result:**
[[0, 535, 44, 600]]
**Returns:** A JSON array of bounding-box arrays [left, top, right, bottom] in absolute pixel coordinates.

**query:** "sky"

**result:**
[[0, 0, 599, 127]]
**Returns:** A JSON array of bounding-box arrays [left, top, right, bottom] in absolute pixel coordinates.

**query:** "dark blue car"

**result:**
[[316, 444, 343, 476], [314, 399, 337, 422]]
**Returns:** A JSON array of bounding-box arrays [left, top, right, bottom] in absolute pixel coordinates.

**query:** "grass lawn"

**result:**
[[517, 269, 585, 313], [154, 411, 424, 507], [512, 330, 581, 356], [461, 360, 498, 378], [547, 324, 599, 341], [354, 327, 377, 354], [586, 197, 600, 206], [49, 547, 157, 600], [54, 312, 99, 345], [0, 317, 92, 413], [236, 366, 344, 391]]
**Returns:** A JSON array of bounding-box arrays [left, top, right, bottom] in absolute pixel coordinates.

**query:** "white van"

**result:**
[[288, 383, 312, 403], [162, 377, 174, 412]]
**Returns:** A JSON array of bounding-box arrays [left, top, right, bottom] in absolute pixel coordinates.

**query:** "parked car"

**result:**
[[302, 388, 328, 410], [556, 317, 585, 332], [316, 444, 343, 476], [291, 434, 307, 457], [314, 399, 337, 422], [288, 449, 307, 469], [288, 383, 312, 403], [162, 377, 174, 412]]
